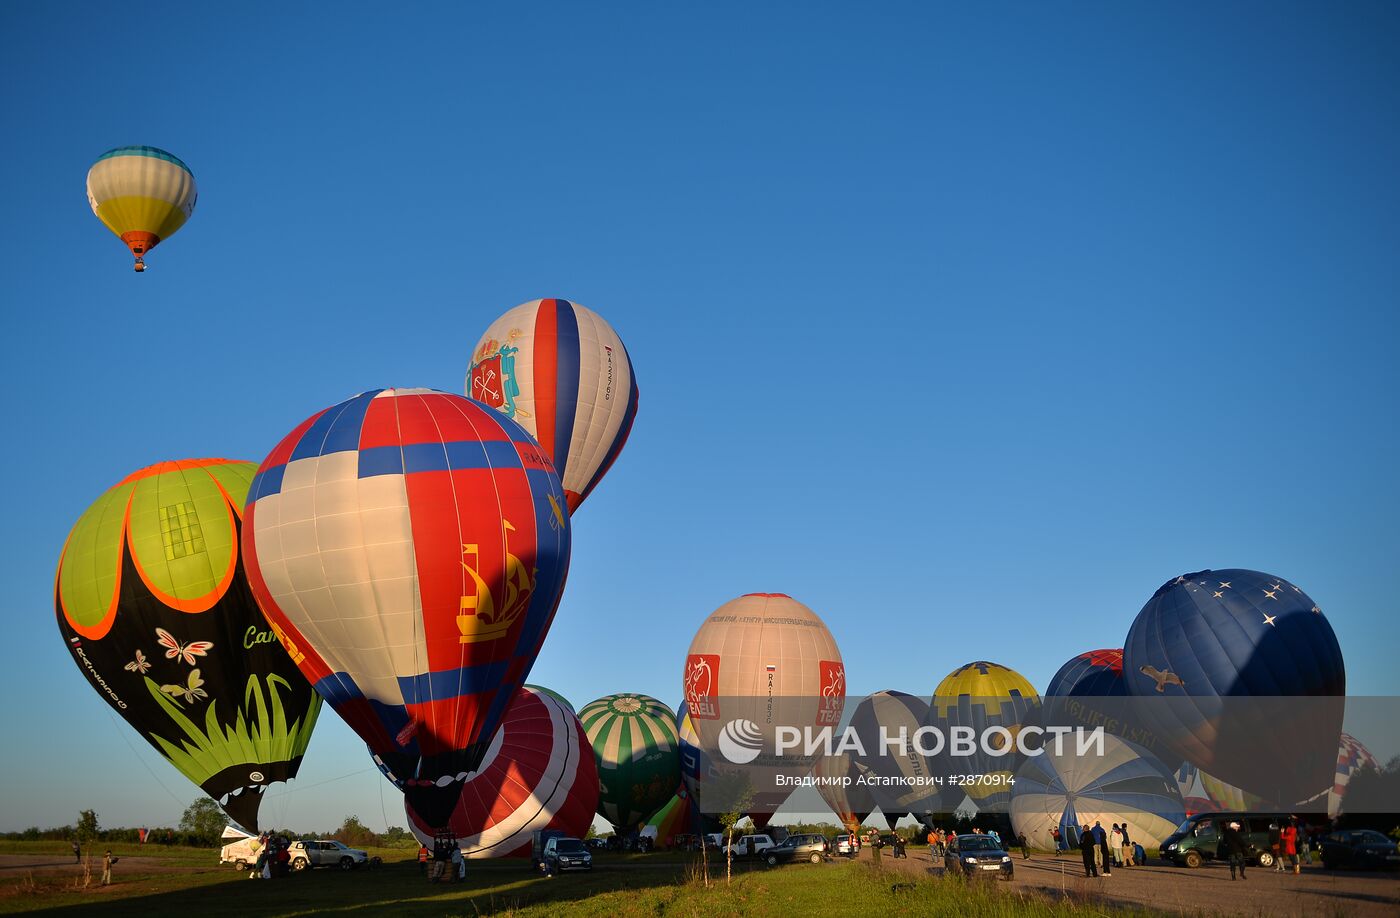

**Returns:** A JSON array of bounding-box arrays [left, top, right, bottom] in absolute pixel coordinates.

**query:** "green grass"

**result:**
[[0, 844, 1170, 918]]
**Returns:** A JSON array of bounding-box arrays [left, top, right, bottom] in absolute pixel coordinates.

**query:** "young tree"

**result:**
[[77, 810, 99, 843], [179, 798, 226, 843], [332, 815, 378, 848]]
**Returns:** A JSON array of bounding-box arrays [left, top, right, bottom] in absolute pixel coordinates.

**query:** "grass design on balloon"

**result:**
[[142, 672, 321, 780]]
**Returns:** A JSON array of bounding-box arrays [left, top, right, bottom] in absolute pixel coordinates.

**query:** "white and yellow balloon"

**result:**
[[86, 146, 197, 272]]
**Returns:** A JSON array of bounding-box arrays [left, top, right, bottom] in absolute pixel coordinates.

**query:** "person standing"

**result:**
[[1269, 822, 1283, 872], [101, 850, 114, 886], [1120, 824, 1133, 866], [1018, 833, 1030, 859], [72, 840, 80, 864], [870, 833, 882, 867], [893, 833, 906, 859], [1110, 824, 1124, 867], [1221, 820, 1248, 880], [927, 828, 936, 859], [1050, 826, 1062, 856], [1092, 821, 1111, 876], [1079, 825, 1098, 877], [1281, 820, 1300, 875]]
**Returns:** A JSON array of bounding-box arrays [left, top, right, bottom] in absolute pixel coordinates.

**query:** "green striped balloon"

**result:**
[[579, 693, 680, 830]]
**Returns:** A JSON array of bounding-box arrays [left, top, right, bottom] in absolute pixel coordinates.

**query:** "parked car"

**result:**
[[1318, 830, 1400, 870], [1159, 813, 1309, 868], [833, 833, 859, 857], [944, 834, 1014, 880], [532, 829, 567, 870], [287, 840, 369, 871], [764, 833, 829, 866], [541, 836, 593, 874], [727, 834, 776, 857]]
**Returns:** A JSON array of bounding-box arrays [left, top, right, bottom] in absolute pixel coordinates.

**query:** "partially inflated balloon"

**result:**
[[55, 459, 320, 831], [1122, 569, 1344, 807], [849, 691, 943, 824], [468, 298, 638, 513], [86, 146, 197, 272], [402, 686, 597, 858], [1010, 734, 1185, 851], [811, 751, 873, 832], [243, 389, 571, 828], [579, 693, 680, 830], [930, 661, 1039, 813], [1330, 733, 1379, 818]]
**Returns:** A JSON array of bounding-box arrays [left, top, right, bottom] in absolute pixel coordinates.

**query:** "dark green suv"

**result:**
[[1160, 813, 1293, 868]]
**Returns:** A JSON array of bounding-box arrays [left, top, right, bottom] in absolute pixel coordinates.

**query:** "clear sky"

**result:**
[[1, 1, 1397, 834]]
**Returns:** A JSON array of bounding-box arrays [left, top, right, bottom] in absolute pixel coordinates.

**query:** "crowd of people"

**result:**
[[248, 833, 292, 879], [1073, 821, 1144, 877]]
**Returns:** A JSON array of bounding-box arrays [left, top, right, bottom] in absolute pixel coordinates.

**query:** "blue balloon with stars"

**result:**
[[1122, 569, 1345, 809]]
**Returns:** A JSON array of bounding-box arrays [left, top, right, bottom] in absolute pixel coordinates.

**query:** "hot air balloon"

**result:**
[[525, 684, 575, 714], [579, 693, 680, 831], [242, 388, 571, 828], [467, 298, 638, 513], [55, 459, 320, 831], [401, 686, 598, 858], [682, 593, 846, 822], [1330, 733, 1379, 818], [1122, 569, 1345, 809], [678, 701, 722, 836], [929, 661, 1039, 814], [86, 146, 197, 272], [1010, 734, 1185, 852], [1045, 650, 1126, 698], [811, 751, 873, 833], [644, 787, 698, 848], [1172, 762, 1218, 817], [849, 691, 944, 827]]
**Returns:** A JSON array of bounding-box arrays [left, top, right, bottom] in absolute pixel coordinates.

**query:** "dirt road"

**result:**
[[875, 849, 1400, 917]]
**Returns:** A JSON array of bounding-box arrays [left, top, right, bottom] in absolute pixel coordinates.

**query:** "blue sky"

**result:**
[[1, 1, 1397, 833]]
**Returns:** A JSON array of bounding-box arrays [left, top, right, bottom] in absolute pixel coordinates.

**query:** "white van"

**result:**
[[218, 826, 263, 869]]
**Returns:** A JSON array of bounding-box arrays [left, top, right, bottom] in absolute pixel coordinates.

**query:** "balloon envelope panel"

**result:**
[[55, 459, 321, 832], [404, 686, 597, 857], [580, 693, 680, 830], [1045, 650, 1126, 698], [242, 388, 571, 828], [469, 299, 638, 513]]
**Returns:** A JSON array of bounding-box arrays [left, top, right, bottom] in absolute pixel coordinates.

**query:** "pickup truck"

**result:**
[[286, 840, 370, 871]]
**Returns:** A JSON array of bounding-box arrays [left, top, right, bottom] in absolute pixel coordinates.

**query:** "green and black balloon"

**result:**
[[55, 459, 320, 831]]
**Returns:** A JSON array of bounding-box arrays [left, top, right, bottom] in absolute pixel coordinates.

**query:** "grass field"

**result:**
[[0, 842, 1168, 917]]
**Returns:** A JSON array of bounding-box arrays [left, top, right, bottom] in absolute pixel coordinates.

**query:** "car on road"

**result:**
[[764, 833, 830, 866], [727, 834, 776, 857], [1318, 830, 1400, 870], [1159, 813, 1306, 868], [944, 834, 1014, 880], [541, 836, 593, 874], [287, 840, 369, 871]]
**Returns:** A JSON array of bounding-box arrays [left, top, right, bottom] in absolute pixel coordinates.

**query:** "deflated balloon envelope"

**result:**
[[1121, 569, 1345, 809], [54, 459, 321, 831]]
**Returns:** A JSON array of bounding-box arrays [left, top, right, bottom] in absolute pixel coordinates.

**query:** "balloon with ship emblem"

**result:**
[[86, 146, 197, 272], [399, 685, 598, 858], [241, 388, 572, 829], [468, 298, 638, 514], [54, 459, 321, 831], [1122, 569, 1344, 809]]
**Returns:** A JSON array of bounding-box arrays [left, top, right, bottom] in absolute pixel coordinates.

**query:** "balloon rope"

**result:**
[[103, 708, 188, 823]]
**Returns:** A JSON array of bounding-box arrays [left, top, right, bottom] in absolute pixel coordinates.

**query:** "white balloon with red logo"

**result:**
[[681, 593, 845, 823]]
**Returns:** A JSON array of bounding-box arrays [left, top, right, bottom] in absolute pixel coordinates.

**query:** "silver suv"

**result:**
[[287, 840, 370, 871]]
